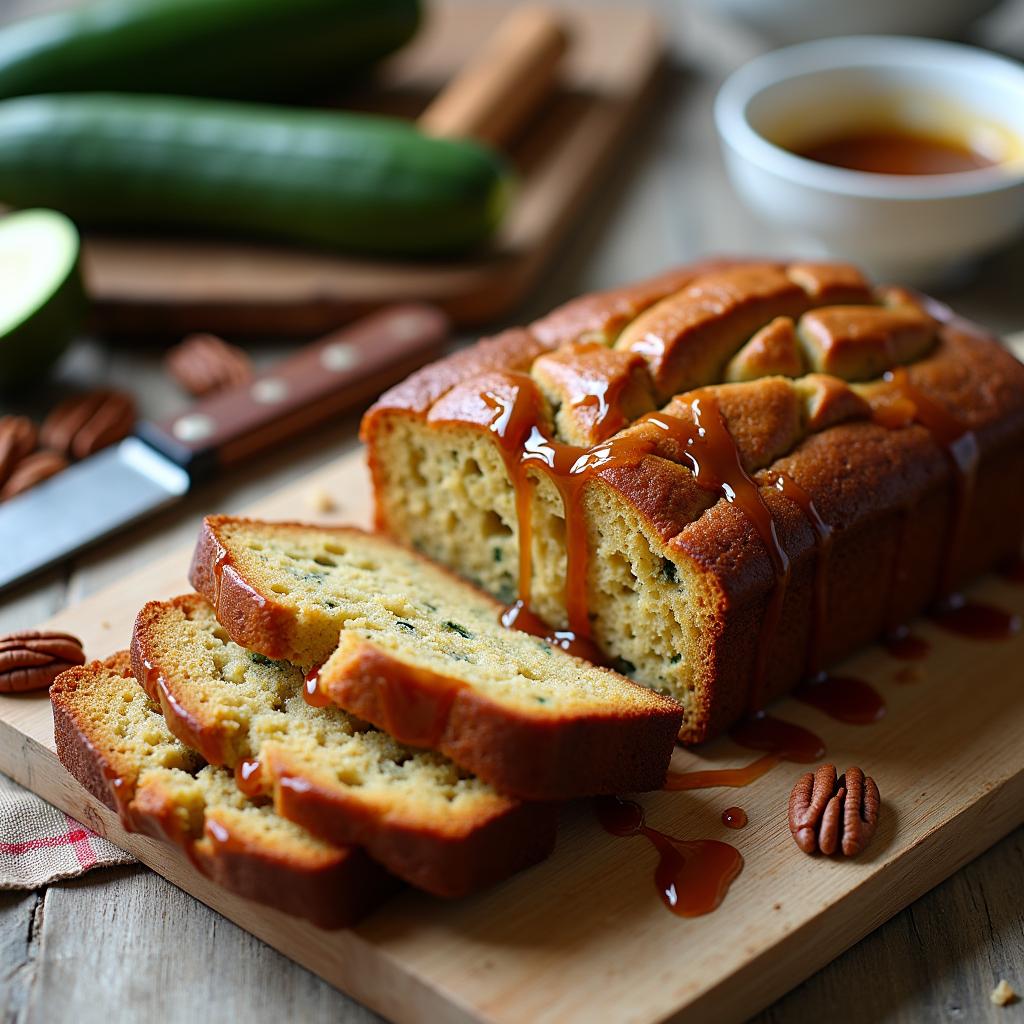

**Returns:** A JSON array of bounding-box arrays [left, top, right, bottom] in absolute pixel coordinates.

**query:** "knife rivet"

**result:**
[[321, 342, 359, 372], [251, 378, 288, 404], [389, 313, 428, 341], [172, 413, 215, 442]]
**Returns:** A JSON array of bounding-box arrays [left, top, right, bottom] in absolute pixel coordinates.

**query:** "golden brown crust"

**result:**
[[361, 258, 1024, 743], [614, 264, 812, 397], [51, 657, 391, 929], [530, 260, 737, 347], [131, 589, 565, 895], [725, 317, 806, 382], [187, 520, 301, 663], [186, 518, 684, 800], [267, 755, 556, 898], [318, 635, 682, 800]]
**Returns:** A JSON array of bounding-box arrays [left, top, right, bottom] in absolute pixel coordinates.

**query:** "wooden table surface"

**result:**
[[3, 1, 1024, 1021]]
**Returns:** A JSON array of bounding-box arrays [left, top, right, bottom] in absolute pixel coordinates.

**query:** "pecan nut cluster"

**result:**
[[788, 763, 881, 857], [0, 631, 86, 693], [0, 450, 69, 500], [0, 415, 37, 486], [0, 391, 136, 502], [165, 333, 253, 397], [41, 389, 137, 460]]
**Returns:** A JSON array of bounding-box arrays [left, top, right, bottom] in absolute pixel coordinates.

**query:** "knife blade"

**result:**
[[0, 304, 449, 592]]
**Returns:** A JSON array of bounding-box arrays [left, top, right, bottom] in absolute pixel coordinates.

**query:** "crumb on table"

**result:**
[[307, 486, 338, 514], [991, 980, 1018, 1006]]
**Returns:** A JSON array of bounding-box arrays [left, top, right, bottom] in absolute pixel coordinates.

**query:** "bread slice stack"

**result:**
[[53, 516, 684, 928]]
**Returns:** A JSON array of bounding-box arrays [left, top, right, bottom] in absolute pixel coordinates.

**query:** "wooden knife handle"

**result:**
[[418, 5, 569, 148], [137, 305, 449, 478]]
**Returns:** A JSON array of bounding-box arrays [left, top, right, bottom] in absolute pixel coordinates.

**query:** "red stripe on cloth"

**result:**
[[64, 813, 97, 870], [0, 833, 85, 855]]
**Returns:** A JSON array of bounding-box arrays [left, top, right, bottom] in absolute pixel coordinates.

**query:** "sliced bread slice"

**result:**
[[130, 595, 557, 897], [50, 653, 393, 928], [187, 516, 684, 799]]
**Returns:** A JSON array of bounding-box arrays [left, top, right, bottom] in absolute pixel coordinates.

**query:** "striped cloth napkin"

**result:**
[[0, 771, 134, 890]]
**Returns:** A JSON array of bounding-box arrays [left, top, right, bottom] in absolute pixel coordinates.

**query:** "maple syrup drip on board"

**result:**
[[883, 626, 931, 660], [930, 594, 1022, 641], [302, 664, 331, 707], [234, 758, 264, 798], [595, 796, 743, 917], [664, 753, 780, 791], [729, 712, 826, 764], [769, 470, 834, 676], [721, 807, 748, 829], [793, 672, 886, 725]]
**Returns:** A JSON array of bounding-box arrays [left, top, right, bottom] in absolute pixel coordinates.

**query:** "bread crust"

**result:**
[[319, 635, 682, 800], [362, 260, 1024, 742], [268, 756, 557, 898], [51, 657, 393, 928], [187, 517, 684, 798], [130, 594, 562, 896]]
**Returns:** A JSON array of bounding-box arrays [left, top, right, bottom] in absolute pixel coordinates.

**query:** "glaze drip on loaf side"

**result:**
[[362, 261, 1024, 741]]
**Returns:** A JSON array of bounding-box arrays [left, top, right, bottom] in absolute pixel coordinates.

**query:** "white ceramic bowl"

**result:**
[[714, 37, 1024, 283]]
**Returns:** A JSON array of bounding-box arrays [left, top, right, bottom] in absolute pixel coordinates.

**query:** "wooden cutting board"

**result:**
[[1, 448, 1023, 1023], [82, 1, 661, 337]]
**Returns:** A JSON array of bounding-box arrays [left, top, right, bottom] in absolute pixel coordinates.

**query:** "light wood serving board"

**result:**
[[81, 1, 661, 337], [2, 450, 1023, 1024]]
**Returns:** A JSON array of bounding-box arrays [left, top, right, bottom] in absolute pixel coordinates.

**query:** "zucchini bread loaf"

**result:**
[[362, 260, 1024, 741]]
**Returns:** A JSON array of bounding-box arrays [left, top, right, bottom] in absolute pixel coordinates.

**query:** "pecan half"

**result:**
[[165, 333, 253, 397], [41, 390, 137, 460], [788, 763, 880, 857], [0, 631, 86, 692], [0, 415, 37, 487], [0, 450, 69, 500]]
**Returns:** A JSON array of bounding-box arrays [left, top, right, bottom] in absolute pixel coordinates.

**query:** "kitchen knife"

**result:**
[[0, 304, 448, 592]]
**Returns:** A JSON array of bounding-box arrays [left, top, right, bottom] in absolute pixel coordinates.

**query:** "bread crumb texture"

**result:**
[[136, 594, 523, 827]]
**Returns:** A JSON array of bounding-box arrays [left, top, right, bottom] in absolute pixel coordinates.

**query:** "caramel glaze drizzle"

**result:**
[[767, 471, 832, 677], [467, 315, 1016, 748], [721, 807, 748, 829], [883, 626, 931, 661], [664, 753, 780, 791], [793, 673, 887, 725], [482, 372, 792, 706], [595, 796, 743, 917], [303, 663, 332, 707], [235, 758, 265, 798], [101, 757, 250, 879]]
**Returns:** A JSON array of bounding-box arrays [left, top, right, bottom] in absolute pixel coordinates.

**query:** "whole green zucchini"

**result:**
[[0, 0, 420, 102], [0, 94, 511, 256]]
